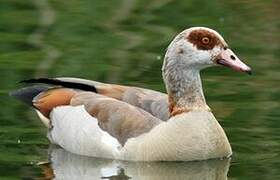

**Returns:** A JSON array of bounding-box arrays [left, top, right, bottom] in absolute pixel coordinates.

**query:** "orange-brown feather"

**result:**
[[33, 88, 76, 117]]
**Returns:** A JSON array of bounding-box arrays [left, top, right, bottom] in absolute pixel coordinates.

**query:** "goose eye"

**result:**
[[201, 37, 210, 44]]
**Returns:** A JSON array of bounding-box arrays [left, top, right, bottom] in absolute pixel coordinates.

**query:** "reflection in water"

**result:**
[[101, 168, 131, 180], [39, 147, 230, 180]]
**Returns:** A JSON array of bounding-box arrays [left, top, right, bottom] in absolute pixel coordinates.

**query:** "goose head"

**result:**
[[162, 27, 252, 114], [163, 27, 252, 74]]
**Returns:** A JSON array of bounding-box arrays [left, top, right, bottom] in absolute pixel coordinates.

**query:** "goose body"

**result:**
[[11, 27, 251, 161], [48, 105, 230, 161]]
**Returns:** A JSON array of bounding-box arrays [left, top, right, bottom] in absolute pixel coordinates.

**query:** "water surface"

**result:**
[[0, 0, 279, 179]]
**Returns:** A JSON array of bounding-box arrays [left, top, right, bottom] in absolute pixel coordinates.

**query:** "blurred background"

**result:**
[[0, 0, 279, 179]]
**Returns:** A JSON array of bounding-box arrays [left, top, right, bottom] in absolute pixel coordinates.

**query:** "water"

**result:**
[[0, 0, 279, 179]]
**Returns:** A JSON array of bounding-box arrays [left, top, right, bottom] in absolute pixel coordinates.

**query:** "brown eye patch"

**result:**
[[186, 29, 223, 50]]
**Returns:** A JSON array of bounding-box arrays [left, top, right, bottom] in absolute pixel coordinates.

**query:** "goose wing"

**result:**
[[58, 77, 170, 120], [70, 91, 162, 145], [30, 87, 162, 146]]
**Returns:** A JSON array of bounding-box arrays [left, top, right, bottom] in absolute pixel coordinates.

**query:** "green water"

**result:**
[[0, 0, 279, 179]]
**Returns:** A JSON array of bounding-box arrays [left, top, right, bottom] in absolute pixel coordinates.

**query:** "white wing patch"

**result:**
[[48, 105, 121, 159]]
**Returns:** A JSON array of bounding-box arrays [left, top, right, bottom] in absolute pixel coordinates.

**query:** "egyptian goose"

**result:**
[[11, 27, 251, 161]]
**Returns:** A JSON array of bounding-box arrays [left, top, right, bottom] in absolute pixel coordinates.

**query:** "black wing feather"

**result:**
[[20, 78, 97, 93]]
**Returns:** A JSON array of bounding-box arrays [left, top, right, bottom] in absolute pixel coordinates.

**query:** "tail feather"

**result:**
[[9, 85, 49, 107], [10, 78, 97, 127], [10, 77, 98, 113]]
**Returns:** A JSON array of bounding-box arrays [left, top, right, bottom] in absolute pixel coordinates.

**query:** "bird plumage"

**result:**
[[10, 27, 252, 161]]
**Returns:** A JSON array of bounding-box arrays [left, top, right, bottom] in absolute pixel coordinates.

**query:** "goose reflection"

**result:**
[[39, 147, 230, 180]]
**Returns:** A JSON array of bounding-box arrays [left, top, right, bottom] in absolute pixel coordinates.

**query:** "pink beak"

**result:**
[[216, 48, 252, 75]]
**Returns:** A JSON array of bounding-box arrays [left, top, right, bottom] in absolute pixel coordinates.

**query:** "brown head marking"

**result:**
[[186, 29, 224, 50]]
